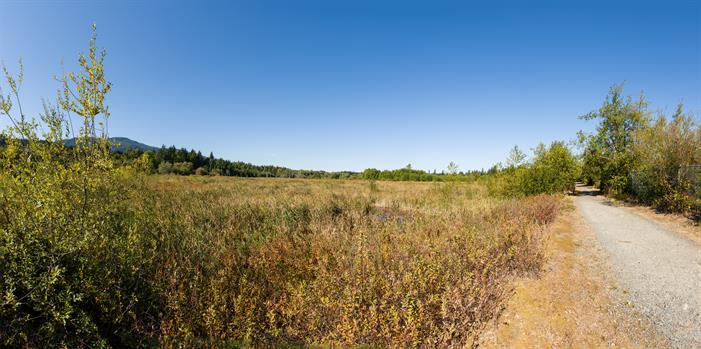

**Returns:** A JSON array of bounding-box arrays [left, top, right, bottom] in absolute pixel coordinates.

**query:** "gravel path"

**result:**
[[575, 194, 701, 348]]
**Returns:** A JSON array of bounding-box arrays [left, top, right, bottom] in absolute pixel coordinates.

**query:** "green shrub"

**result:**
[[0, 27, 160, 347], [579, 84, 649, 194], [504, 141, 578, 196], [158, 161, 174, 174], [628, 104, 701, 214]]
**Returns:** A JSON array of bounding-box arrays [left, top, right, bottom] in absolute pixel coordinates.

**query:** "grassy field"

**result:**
[[137, 176, 561, 347], [0, 156, 562, 347]]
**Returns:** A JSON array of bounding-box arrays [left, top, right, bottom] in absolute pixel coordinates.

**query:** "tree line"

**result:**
[[111, 146, 494, 181], [112, 146, 358, 178], [360, 164, 490, 182]]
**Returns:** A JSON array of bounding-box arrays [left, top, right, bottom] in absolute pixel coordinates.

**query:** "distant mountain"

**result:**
[[64, 137, 157, 153]]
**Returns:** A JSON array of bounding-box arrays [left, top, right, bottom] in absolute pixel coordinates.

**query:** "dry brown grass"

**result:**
[[477, 197, 667, 348], [137, 176, 562, 347]]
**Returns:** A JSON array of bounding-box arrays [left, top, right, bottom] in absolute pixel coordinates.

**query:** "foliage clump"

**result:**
[[579, 84, 701, 217], [0, 26, 157, 347], [491, 142, 579, 197], [579, 84, 650, 195], [515, 142, 578, 196]]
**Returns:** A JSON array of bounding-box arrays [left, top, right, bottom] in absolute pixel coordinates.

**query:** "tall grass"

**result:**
[[139, 177, 560, 347], [1, 165, 561, 348]]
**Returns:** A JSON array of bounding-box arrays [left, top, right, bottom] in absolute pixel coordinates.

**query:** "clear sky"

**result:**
[[1, 0, 700, 172]]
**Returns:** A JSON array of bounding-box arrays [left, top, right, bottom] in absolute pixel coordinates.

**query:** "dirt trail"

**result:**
[[576, 191, 701, 348]]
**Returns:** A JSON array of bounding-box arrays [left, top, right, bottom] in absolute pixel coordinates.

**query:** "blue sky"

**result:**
[[1, 1, 700, 172]]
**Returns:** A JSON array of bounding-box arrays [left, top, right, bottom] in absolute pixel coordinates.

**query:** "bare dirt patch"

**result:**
[[477, 198, 666, 348]]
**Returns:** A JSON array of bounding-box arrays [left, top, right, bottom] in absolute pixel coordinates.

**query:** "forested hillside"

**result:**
[[64, 136, 157, 152]]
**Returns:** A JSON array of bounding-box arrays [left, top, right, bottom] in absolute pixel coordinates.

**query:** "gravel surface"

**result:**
[[576, 194, 701, 348]]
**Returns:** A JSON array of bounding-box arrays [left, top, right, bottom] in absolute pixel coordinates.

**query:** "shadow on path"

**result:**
[[573, 182, 601, 196]]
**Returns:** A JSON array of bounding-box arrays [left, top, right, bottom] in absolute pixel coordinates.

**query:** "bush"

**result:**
[[158, 161, 174, 174], [504, 141, 578, 196], [628, 105, 701, 214], [0, 27, 160, 347], [362, 168, 380, 180], [172, 161, 193, 175]]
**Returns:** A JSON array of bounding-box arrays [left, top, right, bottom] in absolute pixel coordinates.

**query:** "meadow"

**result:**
[[137, 176, 561, 347], [0, 161, 562, 348], [10, 24, 699, 348], [0, 31, 562, 347]]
